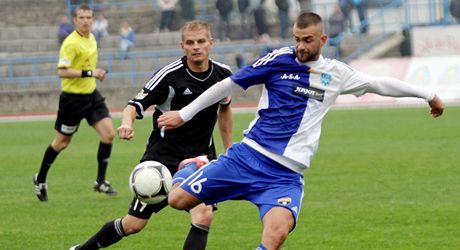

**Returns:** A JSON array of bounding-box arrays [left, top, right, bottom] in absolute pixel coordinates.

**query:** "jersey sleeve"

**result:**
[[57, 41, 76, 69], [339, 66, 374, 97], [339, 63, 435, 101], [128, 76, 170, 119], [230, 48, 291, 90]]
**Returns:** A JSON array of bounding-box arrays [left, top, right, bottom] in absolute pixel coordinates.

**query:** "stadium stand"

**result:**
[[0, 0, 458, 113]]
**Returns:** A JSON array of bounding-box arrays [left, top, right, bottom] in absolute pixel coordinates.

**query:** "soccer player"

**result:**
[[158, 12, 445, 249], [70, 21, 233, 250], [33, 4, 116, 202]]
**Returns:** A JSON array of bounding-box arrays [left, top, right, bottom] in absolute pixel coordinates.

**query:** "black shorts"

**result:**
[[55, 90, 110, 135]]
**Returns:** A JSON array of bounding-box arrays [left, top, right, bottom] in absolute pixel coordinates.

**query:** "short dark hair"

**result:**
[[73, 3, 93, 17], [294, 12, 323, 29]]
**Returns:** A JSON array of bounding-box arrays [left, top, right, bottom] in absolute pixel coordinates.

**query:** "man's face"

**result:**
[[74, 9, 93, 34], [293, 24, 327, 62], [181, 29, 213, 66]]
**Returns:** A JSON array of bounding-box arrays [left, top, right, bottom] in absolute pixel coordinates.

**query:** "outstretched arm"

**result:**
[[158, 77, 243, 129], [117, 105, 137, 140], [366, 77, 444, 118]]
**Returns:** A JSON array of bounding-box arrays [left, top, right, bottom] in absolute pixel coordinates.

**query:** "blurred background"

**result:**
[[0, 0, 459, 114]]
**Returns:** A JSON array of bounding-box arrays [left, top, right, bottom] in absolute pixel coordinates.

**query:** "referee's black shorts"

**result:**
[[55, 90, 110, 135]]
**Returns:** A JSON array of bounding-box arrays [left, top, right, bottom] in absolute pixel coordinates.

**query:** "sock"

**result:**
[[78, 218, 126, 250], [37, 145, 59, 183], [256, 243, 268, 250], [183, 223, 209, 250], [96, 142, 112, 183], [172, 162, 199, 185]]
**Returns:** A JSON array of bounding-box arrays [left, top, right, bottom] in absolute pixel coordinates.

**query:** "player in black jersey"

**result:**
[[70, 21, 233, 250]]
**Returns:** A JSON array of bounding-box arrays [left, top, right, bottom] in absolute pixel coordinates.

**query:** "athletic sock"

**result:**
[[256, 243, 268, 250], [172, 162, 199, 185], [183, 223, 209, 250], [78, 218, 126, 250], [37, 145, 59, 183], [96, 142, 112, 183]]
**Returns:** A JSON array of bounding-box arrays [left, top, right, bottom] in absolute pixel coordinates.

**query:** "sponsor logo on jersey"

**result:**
[[277, 197, 292, 206], [320, 73, 332, 86], [135, 89, 148, 100], [183, 88, 193, 95], [280, 73, 301, 80], [293, 84, 325, 102], [61, 124, 78, 134]]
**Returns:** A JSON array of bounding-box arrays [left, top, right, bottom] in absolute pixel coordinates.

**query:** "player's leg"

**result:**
[[168, 156, 209, 210], [37, 132, 73, 182], [74, 215, 147, 250], [260, 207, 294, 250], [183, 204, 214, 250], [88, 93, 116, 194], [72, 197, 166, 249], [34, 131, 73, 202], [173, 156, 215, 250]]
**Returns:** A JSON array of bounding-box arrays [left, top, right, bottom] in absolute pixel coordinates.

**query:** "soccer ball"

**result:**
[[129, 161, 173, 204]]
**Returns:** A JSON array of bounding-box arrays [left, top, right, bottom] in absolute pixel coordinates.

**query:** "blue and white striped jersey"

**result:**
[[230, 46, 432, 173]]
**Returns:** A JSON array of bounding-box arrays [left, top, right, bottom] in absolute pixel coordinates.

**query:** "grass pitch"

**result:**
[[0, 106, 459, 249]]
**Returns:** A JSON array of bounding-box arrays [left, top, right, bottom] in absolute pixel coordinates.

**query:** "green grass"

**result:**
[[0, 106, 459, 249]]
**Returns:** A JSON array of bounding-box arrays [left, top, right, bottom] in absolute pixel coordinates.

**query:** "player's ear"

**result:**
[[320, 34, 328, 47]]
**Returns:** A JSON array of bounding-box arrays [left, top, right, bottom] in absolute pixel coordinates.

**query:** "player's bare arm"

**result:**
[[117, 105, 136, 140], [57, 67, 107, 81], [217, 103, 233, 152]]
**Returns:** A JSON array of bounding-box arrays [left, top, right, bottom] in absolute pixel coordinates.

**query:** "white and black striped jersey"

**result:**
[[128, 56, 232, 168]]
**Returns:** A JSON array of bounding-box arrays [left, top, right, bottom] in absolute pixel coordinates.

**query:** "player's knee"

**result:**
[[264, 223, 289, 247], [190, 205, 213, 225], [51, 139, 70, 151], [101, 129, 115, 143], [122, 217, 147, 235], [106, 129, 116, 142], [167, 190, 191, 210], [167, 191, 184, 210]]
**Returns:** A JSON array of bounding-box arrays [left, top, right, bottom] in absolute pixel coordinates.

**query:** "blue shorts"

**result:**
[[180, 142, 304, 224]]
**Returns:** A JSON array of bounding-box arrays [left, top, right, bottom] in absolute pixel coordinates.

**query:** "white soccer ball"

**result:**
[[129, 161, 173, 204]]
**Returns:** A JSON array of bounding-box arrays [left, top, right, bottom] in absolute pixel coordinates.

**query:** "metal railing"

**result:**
[[1, 0, 458, 89]]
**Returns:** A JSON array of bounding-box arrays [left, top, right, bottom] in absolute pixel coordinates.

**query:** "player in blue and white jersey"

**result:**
[[158, 12, 445, 250]]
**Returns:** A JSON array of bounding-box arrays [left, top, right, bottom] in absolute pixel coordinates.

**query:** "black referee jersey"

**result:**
[[128, 56, 232, 170]]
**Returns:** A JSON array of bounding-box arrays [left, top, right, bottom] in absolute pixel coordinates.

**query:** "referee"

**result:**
[[70, 21, 233, 250], [33, 4, 116, 202]]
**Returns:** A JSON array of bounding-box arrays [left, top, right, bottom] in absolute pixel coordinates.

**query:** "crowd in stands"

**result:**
[[56, 0, 460, 60]]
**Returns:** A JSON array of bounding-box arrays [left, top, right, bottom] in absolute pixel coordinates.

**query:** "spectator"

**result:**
[[338, 0, 353, 29], [180, 0, 195, 21], [216, 0, 233, 41], [237, 0, 250, 39], [119, 20, 135, 60], [450, 0, 460, 23], [58, 15, 74, 45], [92, 14, 109, 47], [352, 0, 368, 33], [235, 51, 246, 69], [328, 4, 346, 56], [158, 0, 178, 32], [253, 0, 270, 42], [275, 0, 290, 39]]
